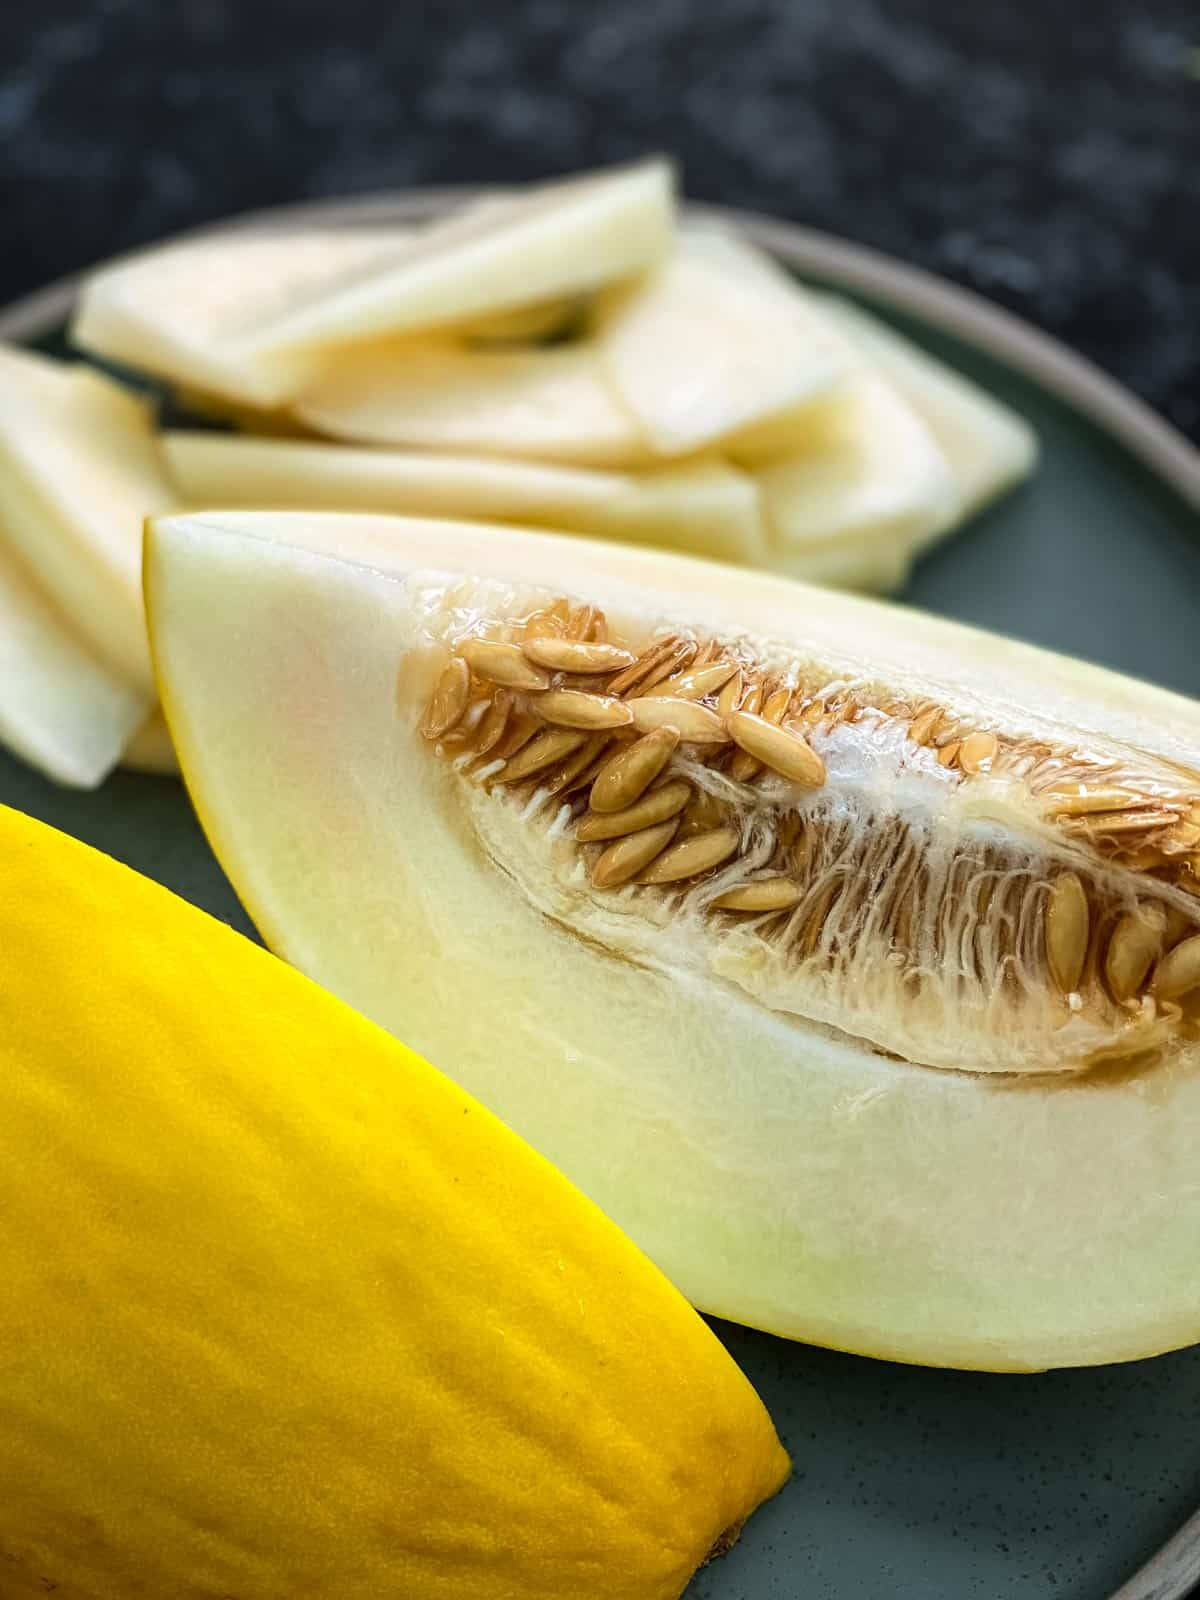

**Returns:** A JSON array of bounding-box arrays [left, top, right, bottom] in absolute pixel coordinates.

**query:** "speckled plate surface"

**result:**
[[2, 194, 1198, 1600]]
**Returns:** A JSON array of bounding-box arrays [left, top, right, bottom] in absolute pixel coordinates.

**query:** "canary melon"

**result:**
[[0, 802, 787, 1597], [146, 511, 1200, 1371]]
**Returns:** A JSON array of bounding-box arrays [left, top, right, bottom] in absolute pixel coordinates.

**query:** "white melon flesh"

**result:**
[[817, 295, 1039, 516], [72, 229, 403, 408], [122, 709, 178, 776], [754, 372, 958, 585], [0, 538, 147, 787], [161, 431, 766, 568], [0, 349, 175, 691], [235, 161, 675, 359], [146, 510, 1200, 1372], [293, 340, 650, 466], [598, 225, 847, 455]]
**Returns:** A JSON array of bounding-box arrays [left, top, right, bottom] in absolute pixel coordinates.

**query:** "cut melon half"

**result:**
[[72, 228, 404, 408], [817, 294, 1039, 517], [233, 160, 675, 360], [0, 538, 147, 787], [162, 431, 766, 568], [293, 339, 650, 465], [146, 511, 1200, 1372], [0, 348, 175, 691], [597, 225, 847, 455]]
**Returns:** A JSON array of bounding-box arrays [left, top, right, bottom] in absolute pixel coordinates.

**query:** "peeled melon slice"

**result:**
[[122, 708, 178, 775], [73, 227, 405, 408], [293, 339, 650, 465], [598, 225, 847, 455], [0, 348, 175, 691], [754, 372, 958, 588], [162, 431, 766, 567], [818, 294, 1039, 516], [235, 160, 674, 360], [0, 804, 787, 1598], [147, 512, 1200, 1372], [0, 539, 147, 787]]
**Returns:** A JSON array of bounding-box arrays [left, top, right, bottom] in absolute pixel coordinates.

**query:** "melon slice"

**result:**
[[162, 431, 766, 567], [122, 708, 178, 775], [293, 339, 650, 465], [817, 294, 1039, 516], [0, 538, 147, 788], [0, 348, 175, 691], [754, 372, 958, 587], [147, 511, 1200, 1372], [234, 160, 674, 360], [72, 228, 404, 408], [597, 225, 847, 455]]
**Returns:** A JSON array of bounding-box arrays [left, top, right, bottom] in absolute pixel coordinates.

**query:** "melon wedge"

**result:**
[[162, 431, 766, 567], [73, 227, 405, 408], [294, 338, 650, 465], [598, 225, 847, 455], [234, 160, 674, 360], [818, 294, 1039, 516], [0, 348, 175, 691], [754, 371, 958, 588], [0, 804, 787, 1598], [0, 539, 147, 787], [147, 511, 1200, 1372]]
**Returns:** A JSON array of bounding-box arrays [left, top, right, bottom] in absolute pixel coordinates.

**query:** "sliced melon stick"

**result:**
[[234, 160, 675, 361], [147, 510, 1200, 1372], [72, 228, 404, 408], [817, 293, 1039, 515], [755, 371, 959, 581], [294, 339, 652, 466], [122, 709, 179, 776], [597, 224, 848, 455], [162, 431, 766, 567], [0, 348, 175, 691], [0, 539, 148, 787]]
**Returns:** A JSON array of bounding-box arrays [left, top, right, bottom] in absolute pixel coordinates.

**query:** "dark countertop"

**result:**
[[3, 2, 1198, 442]]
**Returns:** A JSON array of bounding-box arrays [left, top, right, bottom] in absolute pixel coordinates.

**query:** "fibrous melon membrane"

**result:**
[[146, 514, 1200, 1374]]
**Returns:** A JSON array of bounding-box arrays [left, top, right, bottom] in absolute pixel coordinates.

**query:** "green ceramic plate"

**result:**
[[2, 194, 1198, 1600]]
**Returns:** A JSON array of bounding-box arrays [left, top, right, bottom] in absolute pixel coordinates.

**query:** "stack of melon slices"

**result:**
[[0, 158, 1035, 789]]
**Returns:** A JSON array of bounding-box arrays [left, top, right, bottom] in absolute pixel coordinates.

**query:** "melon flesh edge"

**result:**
[[161, 431, 768, 567], [0, 540, 147, 787], [0, 349, 175, 692], [146, 512, 1200, 1372], [122, 708, 179, 775], [235, 160, 675, 357]]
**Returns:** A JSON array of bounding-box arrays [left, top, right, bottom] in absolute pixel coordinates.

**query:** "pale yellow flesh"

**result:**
[[0, 539, 147, 787], [818, 294, 1039, 516], [147, 512, 1200, 1371], [236, 160, 675, 358], [294, 339, 651, 466], [0, 805, 787, 1598], [597, 226, 847, 455], [71, 228, 405, 407], [162, 430, 767, 566], [121, 708, 178, 775], [0, 348, 174, 691]]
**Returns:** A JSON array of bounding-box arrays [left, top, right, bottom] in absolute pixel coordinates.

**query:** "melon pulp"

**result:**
[[0, 347, 175, 692], [162, 431, 767, 567], [71, 227, 407, 408], [146, 511, 1200, 1372], [234, 160, 675, 360], [0, 803, 787, 1598], [0, 540, 148, 787]]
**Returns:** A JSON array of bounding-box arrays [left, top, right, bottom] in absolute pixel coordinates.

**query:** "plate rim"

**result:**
[[2, 186, 1198, 1600], [0, 185, 1196, 511]]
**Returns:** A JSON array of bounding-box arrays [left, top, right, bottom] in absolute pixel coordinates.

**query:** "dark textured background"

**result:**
[[2, 0, 1198, 441]]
